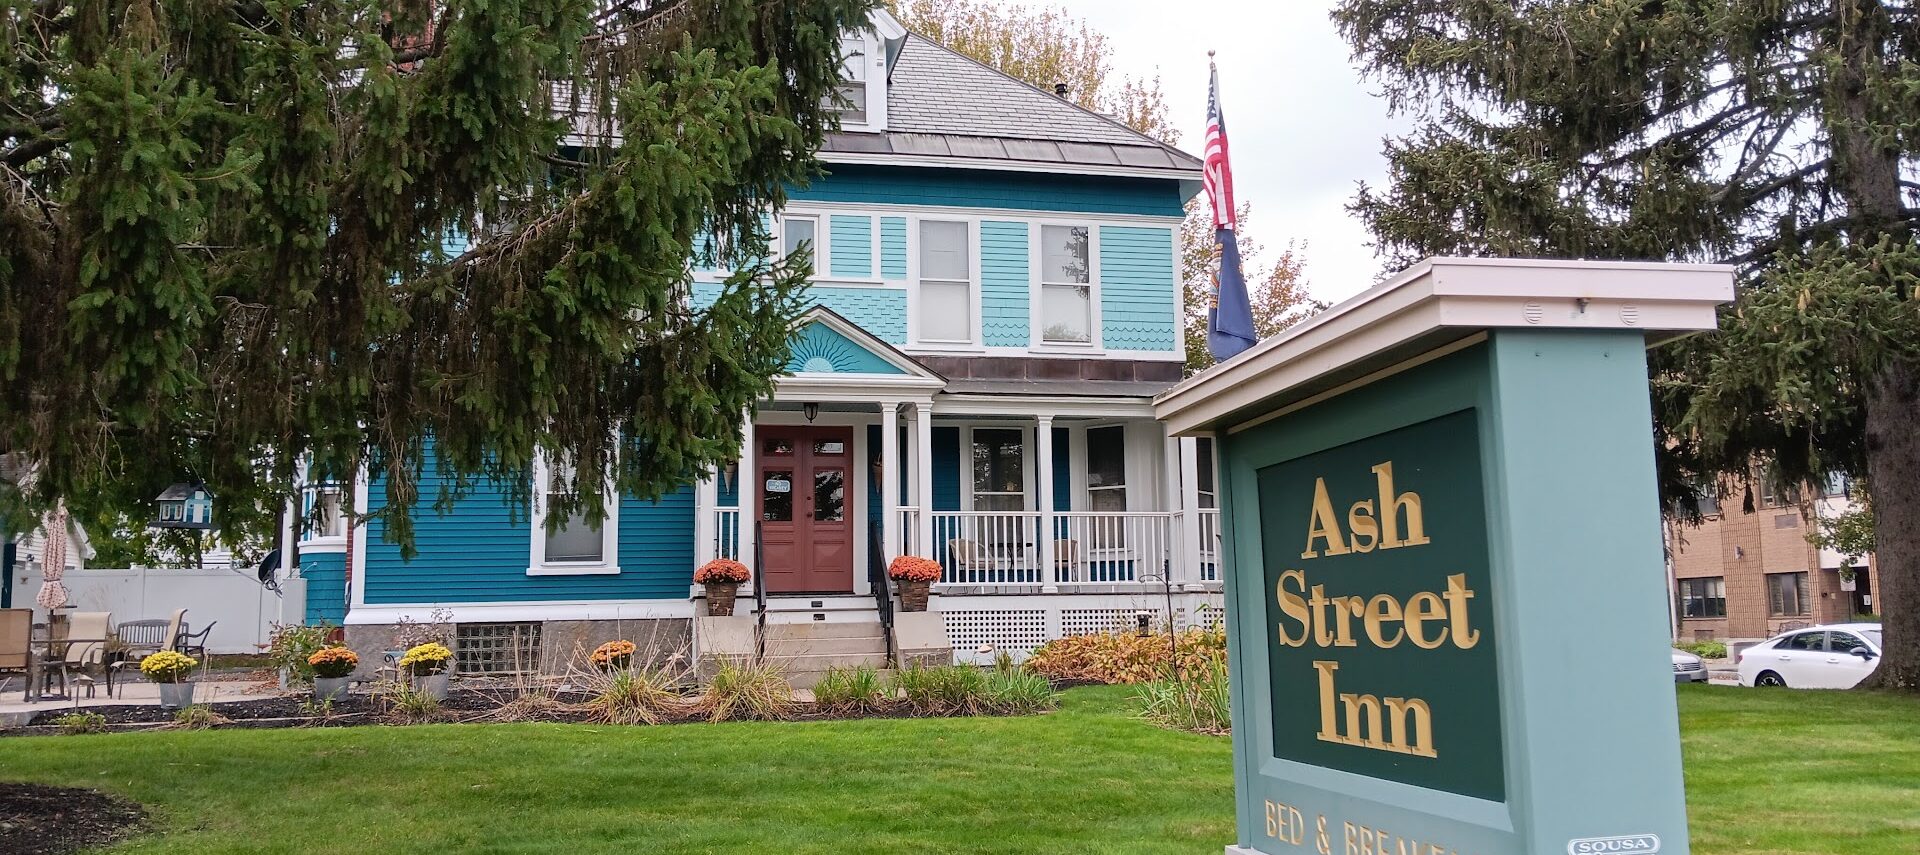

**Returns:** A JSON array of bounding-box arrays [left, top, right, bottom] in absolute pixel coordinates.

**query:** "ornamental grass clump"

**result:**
[[139, 651, 198, 683], [307, 646, 359, 679], [53, 712, 108, 735], [383, 684, 444, 724], [172, 704, 232, 731], [700, 658, 797, 722], [984, 668, 1059, 716], [813, 665, 890, 714], [579, 664, 693, 725], [1136, 656, 1231, 735], [890, 664, 990, 716]]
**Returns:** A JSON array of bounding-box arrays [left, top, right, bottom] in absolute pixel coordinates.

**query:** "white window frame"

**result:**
[[303, 483, 348, 541], [967, 424, 1033, 513], [1035, 221, 1099, 347], [911, 218, 980, 347], [1084, 423, 1128, 516], [826, 30, 888, 131], [778, 213, 825, 276], [529, 454, 621, 576]]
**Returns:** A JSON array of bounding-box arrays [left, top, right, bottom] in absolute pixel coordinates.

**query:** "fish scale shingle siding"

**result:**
[[1098, 225, 1178, 351]]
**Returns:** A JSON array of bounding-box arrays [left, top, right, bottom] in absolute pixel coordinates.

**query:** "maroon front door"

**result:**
[[757, 426, 855, 593]]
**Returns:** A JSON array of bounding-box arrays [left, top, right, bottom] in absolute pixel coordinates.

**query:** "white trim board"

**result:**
[[1154, 257, 1735, 436], [344, 600, 695, 625]]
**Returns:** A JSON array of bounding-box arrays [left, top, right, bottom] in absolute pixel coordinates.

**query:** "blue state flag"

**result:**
[[1207, 229, 1257, 360]]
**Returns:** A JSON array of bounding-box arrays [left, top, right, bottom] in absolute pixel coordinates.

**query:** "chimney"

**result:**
[[1053, 82, 1069, 98]]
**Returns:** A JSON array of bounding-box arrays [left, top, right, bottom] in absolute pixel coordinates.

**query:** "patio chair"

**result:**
[[946, 538, 991, 580], [1052, 539, 1081, 583], [176, 622, 216, 660], [40, 611, 113, 699], [162, 608, 187, 652], [1, 608, 30, 701]]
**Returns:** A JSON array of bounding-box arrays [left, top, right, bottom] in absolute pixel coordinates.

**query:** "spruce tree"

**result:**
[[1332, 0, 1919, 687], [1, 0, 875, 554]]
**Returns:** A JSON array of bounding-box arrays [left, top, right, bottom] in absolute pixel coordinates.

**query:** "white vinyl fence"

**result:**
[[10, 566, 306, 654]]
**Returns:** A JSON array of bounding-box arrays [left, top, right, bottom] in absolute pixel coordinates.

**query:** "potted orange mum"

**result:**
[[888, 556, 941, 612], [695, 559, 750, 616]]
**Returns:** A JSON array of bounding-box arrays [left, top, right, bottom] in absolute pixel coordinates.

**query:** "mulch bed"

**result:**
[[0, 783, 145, 855], [5, 687, 1045, 734]]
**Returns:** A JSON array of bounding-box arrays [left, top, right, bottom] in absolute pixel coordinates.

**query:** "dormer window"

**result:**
[[833, 36, 870, 125]]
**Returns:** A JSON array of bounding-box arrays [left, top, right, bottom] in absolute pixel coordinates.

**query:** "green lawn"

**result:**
[[3, 685, 1917, 854]]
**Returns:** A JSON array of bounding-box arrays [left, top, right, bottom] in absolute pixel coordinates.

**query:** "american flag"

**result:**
[[1203, 65, 1237, 232]]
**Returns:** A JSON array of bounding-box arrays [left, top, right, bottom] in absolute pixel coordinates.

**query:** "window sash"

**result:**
[[918, 279, 973, 343], [782, 216, 820, 274], [1767, 572, 1809, 616], [1041, 283, 1092, 343], [1679, 578, 1726, 618]]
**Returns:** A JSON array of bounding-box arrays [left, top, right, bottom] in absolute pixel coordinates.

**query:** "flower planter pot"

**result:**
[[897, 579, 931, 612], [313, 676, 351, 702], [158, 681, 196, 709], [410, 671, 450, 701], [705, 582, 740, 616]]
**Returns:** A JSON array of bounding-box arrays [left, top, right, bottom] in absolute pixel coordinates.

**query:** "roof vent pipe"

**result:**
[[1053, 82, 1069, 98]]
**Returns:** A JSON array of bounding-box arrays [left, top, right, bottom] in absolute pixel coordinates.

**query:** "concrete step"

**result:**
[[764, 621, 886, 641], [764, 634, 889, 655], [766, 653, 891, 688]]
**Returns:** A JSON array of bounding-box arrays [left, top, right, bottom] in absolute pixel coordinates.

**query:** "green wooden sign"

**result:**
[[1258, 408, 1504, 802]]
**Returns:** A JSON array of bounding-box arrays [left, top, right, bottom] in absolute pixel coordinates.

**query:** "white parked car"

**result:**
[[1737, 623, 1883, 689]]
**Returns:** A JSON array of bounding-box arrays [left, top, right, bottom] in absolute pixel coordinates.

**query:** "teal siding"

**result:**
[[829, 215, 873, 279], [1099, 225, 1178, 351], [787, 321, 904, 375], [980, 221, 1031, 347], [1052, 427, 1072, 511], [302, 551, 346, 625], [880, 216, 908, 279], [799, 165, 1188, 217], [932, 427, 961, 511], [364, 456, 694, 604], [693, 282, 906, 344]]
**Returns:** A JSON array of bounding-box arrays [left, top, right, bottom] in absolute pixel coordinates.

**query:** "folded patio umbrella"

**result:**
[[35, 508, 70, 610]]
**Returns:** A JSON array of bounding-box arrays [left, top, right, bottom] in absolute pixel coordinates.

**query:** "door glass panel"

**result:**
[[814, 470, 846, 521], [762, 470, 794, 521], [813, 440, 846, 455], [972, 428, 1025, 500], [763, 437, 794, 455]]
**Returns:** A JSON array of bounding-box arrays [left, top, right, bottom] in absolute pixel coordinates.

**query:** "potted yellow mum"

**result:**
[[400, 642, 454, 700], [140, 650, 199, 709]]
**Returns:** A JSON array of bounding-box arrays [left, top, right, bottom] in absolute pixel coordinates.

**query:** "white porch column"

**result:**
[[914, 401, 934, 557], [1178, 436, 1204, 592], [1036, 415, 1056, 592], [739, 409, 757, 586], [881, 402, 901, 561], [694, 472, 718, 567]]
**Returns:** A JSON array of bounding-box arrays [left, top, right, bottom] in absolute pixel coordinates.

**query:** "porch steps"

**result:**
[[762, 620, 890, 689]]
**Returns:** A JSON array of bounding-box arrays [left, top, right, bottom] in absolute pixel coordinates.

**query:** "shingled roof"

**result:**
[[819, 33, 1203, 179]]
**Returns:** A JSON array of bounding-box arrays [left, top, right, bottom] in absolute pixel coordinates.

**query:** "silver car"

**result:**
[[1672, 649, 1709, 683]]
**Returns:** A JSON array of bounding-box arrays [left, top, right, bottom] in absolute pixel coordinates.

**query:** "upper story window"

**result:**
[[833, 37, 870, 125], [531, 456, 619, 575], [1040, 225, 1092, 344], [306, 485, 347, 539], [917, 220, 974, 344], [781, 215, 821, 275]]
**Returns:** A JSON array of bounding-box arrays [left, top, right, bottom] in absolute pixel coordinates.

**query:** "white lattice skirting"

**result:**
[[939, 592, 1225, 664]]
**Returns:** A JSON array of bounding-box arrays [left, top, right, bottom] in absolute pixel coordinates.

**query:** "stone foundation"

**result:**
[[341, 618, 692, 679]]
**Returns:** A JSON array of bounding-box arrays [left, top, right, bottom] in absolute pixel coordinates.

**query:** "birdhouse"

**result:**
[[155, 481, 215, 530]]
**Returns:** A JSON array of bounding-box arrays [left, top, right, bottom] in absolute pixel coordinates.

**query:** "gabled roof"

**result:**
[[790, 306, 944, 381], [820, 33, 1203, 181]]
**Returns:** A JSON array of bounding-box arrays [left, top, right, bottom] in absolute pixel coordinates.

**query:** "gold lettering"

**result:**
[[1341, 692, 1384, 751], [1443, 573, 1481, 649], [1363, 594, 1405, 648], [1347, 499, 1378, 552], [1308, 585, 1337, 647], [1331, 596, 1365, 648], [1276, 570, 1311, 647], [1403, 592, 1447, 650], [1344, 822, 1359, 855], [1265, 800, 1278, 838], [1314, 660, 1345, 744], [1371, 462, 1430, 549], [1384, 696, 1439, 758], [1302, 478, 1352, 559]]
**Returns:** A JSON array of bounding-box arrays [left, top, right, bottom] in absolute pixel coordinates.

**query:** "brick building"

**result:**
[[1666, 477, 1876, 642]]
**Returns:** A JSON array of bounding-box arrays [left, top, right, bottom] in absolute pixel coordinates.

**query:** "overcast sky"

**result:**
[[1055, 1, 1412, 303]]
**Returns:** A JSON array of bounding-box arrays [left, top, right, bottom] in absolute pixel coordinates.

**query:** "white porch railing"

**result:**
[[1196, 509, 1221, 581], [896, 506, 920, 557], [927, 510, 1185, 587], [713, 507, 742, 561]]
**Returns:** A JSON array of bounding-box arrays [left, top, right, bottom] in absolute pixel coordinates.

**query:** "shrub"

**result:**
[[700, 658, 796, 722], [983, 668, 1059, 715], [53, 712, 108, 735], [887, 555, 942, 582], [891, 664, 989, 716], [307, 646, 359, 679], [172, 705, 231, 730], [1676, 640, 1730, 660], [814, 666, 890, 713], [1136, 657, 1231, 735], [391, 607, 454, 651], [267, 623, 334, 685], [140, 650, 198, 683], [694, 558, 750, 585], [384, 683, 444, 724], [399, 642, 453, 676], [1026, 628, 1227, 685]]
